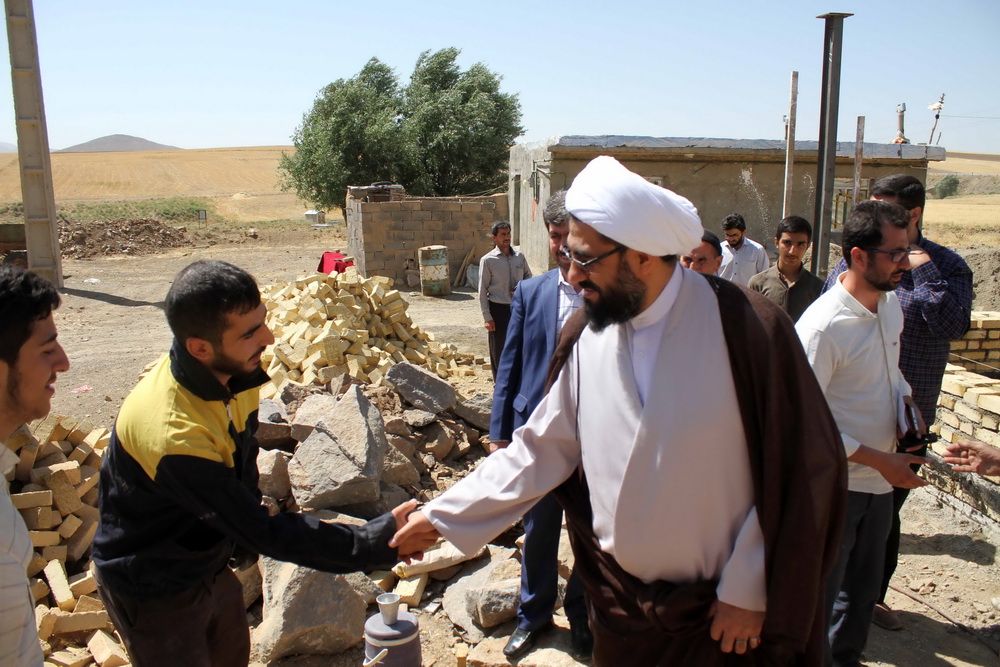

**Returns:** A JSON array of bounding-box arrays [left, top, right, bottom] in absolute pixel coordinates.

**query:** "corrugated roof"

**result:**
[[542, 135, 945, 161]]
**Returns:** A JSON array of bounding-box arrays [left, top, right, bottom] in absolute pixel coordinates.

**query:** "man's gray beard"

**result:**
[[584, 260, 646, 332]]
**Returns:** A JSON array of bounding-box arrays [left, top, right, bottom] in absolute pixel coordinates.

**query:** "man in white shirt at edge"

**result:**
[[0, 266, 71, 666], [795, 200, 929, 667], [392, 156, 845, 666], [719, 213, 769, 285]]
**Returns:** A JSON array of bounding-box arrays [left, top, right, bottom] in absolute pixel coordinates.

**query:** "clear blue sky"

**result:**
[[2, 0, 997, 153]]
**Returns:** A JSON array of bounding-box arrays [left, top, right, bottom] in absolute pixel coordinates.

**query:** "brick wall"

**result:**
[[344, 188, 508, 284], [928, 362, 1000, 522], [947, 311, 1000, 372]]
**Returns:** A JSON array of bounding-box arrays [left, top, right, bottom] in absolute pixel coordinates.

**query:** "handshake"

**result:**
[[388, 500, 442, 558]]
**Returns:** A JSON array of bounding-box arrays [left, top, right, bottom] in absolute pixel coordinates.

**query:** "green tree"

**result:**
[[279, 49, 522, 209], [935, 174, 960, 199]]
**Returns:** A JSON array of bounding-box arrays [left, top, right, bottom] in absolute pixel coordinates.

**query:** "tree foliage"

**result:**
[[935, 174, 960, 199], [280, 49, 523, 210]]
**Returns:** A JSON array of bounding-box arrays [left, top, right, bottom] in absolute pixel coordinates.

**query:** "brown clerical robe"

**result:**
[[545, 274, 847, 666]]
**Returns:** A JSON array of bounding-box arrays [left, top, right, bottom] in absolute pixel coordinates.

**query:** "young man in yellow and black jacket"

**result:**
[[93, 260, 414, 667]]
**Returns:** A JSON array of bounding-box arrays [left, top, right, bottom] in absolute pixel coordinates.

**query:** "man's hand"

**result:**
[[908, 245, 932, 269], [484, 320, 496, 332], [709, 600, 764, 654], [389, 509, 441, 559], [487, 440, 509, 454], [875, 451, 930, 488], [390, 499, 420, 533], [943, 440, 1000, 476]]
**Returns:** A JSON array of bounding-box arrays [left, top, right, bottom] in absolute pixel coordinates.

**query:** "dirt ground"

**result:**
[[46, 229, 1000, 667]]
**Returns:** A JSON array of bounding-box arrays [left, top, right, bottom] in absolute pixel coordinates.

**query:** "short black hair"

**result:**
[[165, 260, 261, 345], [775, 216, 812, 241], [543, 190, 569, 229], [0, 265, 61, 366], [490, 220, 512, 236], [722, 213, 746, 231], [871, 174, 925, 211], [842, 200, 909, 268], [702, 230, 723, 257]]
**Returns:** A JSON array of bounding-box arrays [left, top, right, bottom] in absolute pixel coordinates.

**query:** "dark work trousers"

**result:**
[[487, 300, 511, 381], [95, 567, 249, 667], [879, 443, 927, 603], [518, 492, 588, 631], [825, 491, 893, 667]]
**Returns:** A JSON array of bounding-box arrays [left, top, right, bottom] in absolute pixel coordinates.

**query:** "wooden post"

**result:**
[[853, 116, 865, 210]]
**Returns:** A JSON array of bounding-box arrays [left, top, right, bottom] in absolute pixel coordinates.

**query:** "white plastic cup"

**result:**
[[377, 592, 401, 625]]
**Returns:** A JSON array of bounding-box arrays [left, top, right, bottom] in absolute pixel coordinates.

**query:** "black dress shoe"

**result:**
[[569, 622, 594, 662], [503, 623, 551, 659]]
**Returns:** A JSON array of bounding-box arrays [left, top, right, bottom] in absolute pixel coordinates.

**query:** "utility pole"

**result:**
[[928, 93, 945, 146], [782, 71, 798, 218], [5, 0, 62, 285], [812, 12, 852, 279]]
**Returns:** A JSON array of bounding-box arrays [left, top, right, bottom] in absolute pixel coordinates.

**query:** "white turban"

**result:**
[[565, 156, 702, 256]]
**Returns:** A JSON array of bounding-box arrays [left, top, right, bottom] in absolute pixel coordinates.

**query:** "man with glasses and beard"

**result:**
[[93, 260, 412, 667], [1, 266, 70, 666], [796, 201, 930, 667], [391, 157, 846, 666]]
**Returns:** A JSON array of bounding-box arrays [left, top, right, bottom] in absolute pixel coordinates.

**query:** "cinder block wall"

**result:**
[[947, 311, 1000, 372], [345, 191, 508, 284]]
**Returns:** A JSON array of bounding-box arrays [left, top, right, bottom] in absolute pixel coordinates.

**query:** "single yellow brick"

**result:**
[[43, 559, 76, 611]]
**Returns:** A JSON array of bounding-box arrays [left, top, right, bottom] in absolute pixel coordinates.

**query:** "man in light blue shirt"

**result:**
[[719, 213, 769, 285]]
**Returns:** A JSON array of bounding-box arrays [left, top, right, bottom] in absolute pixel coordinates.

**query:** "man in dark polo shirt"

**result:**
[[748, 216, 823, 322]]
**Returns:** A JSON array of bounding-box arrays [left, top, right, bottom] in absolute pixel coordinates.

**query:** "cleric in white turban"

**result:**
[[391, 156, 847, 666], [565, 155, 702, 257]]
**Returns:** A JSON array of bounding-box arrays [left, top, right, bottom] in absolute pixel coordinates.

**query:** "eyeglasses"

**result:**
[[864, 247, 909, 263], [559, 244, 626, 274]]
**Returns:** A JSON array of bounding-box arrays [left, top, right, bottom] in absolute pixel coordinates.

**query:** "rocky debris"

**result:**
[[234, 560, 263, 609], [289, 393, 339, 442], [259, 270, 485, 399], [441, 546, 517, 642], [59, 218, 190, 259], [467, 616, 585, 667], [386, 362, 457, 414], [252, 557, 367, 662], [404, 409, 437, 427]]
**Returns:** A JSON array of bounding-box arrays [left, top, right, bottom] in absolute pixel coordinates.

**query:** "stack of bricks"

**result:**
[[932, 363, 1000, 465], [5, 416, 130, 665], [345, 189, 507, 283], [947, 311, 1000, 372], [259, 268, 485, 399]]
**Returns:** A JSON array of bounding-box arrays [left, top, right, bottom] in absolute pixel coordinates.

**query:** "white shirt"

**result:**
[[1, 448, 43, 667], [556, 271, 583, 334], [425, 268, 766, 611], [796, 275, 911, 495], [719, 236, 769, 286]]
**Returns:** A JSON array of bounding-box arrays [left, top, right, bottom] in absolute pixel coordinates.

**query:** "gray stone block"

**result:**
[[385, 362, 457, 413], [452, 392, 492, 432], [290, 394, 338, 442]]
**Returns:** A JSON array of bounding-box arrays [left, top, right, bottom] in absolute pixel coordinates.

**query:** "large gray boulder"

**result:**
[[251, 557, 366, 662], [385, 363, 457, 413], [290, 394, 338, 442], [441, 546, 515, 642], [287, 424, 378, 509], [467, 556, 521, 628], [452, 392, 492, 432], [257, 449, 291, 500], [326, 385, 387, 484]]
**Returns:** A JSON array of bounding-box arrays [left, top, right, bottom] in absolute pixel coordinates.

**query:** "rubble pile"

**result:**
[[59, 218, 190, 259], [259, 269, 486, 399], [5, 416, 129, 666]]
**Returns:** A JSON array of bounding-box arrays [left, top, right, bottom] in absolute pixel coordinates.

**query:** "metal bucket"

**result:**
[[418, 245, 451, 296]]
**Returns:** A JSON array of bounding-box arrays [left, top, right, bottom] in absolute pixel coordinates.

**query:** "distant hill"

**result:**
[[58, 134, 179, 153], [0, 141, 17, 153]]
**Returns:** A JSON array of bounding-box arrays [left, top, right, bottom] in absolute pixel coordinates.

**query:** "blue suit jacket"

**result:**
[[489, 269, 561, 441]]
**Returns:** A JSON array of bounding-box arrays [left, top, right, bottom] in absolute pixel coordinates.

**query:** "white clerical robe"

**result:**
[[424, 268, 766, 611]]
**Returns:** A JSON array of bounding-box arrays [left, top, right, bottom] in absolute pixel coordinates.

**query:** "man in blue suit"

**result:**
[[489, 190, 592, 661]]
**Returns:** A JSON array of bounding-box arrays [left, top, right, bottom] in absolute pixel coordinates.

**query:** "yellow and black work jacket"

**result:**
[[92, 341, 398, 598]]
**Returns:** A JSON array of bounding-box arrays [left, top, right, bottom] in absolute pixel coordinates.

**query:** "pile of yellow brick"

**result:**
[[259, 269, 482, 399], [6, 415, 130, 666], [948, 311, 1000, 373]]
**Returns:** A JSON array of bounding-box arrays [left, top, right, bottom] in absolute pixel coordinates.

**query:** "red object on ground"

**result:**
[[317, 252, 354, 275]]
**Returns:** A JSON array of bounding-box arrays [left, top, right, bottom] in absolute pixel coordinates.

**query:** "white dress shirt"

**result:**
[[719, 236, 769, 286], [796, 275, 910, 494]]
